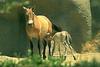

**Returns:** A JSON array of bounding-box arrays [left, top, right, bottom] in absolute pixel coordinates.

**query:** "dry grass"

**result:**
[[0, 56, 24, 64], [62, 53, 100, 66], [82, 32, 100, 53]]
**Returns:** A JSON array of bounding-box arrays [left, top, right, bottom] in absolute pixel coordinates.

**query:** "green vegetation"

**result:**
[[0, 55, 100, 67], [0, 0, 30, 13], [73, 60, 100, 67], [0, 60, 16, 67]]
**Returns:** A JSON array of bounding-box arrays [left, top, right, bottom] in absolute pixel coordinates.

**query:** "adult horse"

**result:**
[[23, 7, 61, 59]]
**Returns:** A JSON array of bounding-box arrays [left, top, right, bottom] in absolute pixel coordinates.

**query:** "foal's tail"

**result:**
[[52, 23, 62, 32], [66, 33, 72, 45]]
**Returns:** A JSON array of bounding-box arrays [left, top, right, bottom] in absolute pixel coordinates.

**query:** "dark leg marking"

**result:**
[[38, 38, 41, 57], [48, 40, 51, 56], [43, 39, 47, 59], [30, 40, 33, 55]]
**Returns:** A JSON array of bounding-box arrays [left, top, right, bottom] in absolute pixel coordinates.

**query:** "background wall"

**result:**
[[0, 0, 99, 56]]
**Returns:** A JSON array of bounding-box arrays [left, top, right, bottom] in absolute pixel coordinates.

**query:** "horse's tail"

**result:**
[[52, 23, 62, 32]]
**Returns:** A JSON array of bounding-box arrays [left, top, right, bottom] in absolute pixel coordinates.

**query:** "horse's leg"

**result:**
[[38, 38, 42, 57], [48, 40, 51, 56], [43, 39, 47, 59], [29, 40, 33, 55]]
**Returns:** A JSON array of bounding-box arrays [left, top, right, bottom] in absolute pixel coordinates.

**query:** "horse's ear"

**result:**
[[33, 7, 35, 10], [29, 7, 33, 11], [23, 6, 27, 10]]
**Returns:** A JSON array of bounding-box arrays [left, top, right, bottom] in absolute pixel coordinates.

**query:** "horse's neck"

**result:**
[[33, 14, 38, 24], [33, 14, 37, 20], [33, 14, 41, 29]]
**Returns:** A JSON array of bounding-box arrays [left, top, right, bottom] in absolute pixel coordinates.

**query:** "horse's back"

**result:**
[[37, 15, 52, 36], [52, 31, 70, 42], [37, 15, 51, 23]]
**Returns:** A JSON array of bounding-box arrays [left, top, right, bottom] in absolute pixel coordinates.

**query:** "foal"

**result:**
[[51, 31, 76, 60]]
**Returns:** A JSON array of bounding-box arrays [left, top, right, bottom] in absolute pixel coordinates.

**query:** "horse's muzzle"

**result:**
[[28, 24, 33, 26]]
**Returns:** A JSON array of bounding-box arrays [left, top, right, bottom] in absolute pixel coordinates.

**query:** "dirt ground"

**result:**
[[62, 53, 100, 66]]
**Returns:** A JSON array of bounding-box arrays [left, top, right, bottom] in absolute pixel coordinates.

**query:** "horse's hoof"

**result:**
[[43, 56, 46, 60]]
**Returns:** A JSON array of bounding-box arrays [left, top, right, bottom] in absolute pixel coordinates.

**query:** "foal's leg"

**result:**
[[63, 42, 67, 59], [58, 43, 61, 57], [51, 40, 55, 56], [29, 40, 33, 55]]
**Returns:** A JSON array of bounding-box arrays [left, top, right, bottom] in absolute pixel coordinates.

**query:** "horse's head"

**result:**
[[23, 7, 34, 25]]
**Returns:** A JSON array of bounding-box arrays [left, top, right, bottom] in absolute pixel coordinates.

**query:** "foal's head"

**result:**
[[23, 7, 35, 25]]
